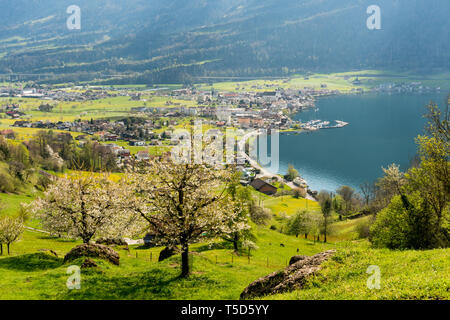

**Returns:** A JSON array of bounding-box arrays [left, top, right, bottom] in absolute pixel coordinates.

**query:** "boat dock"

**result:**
[[300, 119, 349, 131]]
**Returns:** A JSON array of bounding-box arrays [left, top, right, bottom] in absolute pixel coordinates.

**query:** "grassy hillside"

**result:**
[[0, 186, 447, 300], [1, 1, 449, 83], [264, 195, 321, 216], [0, 227, 332, 299], [265, 242, 450, 300], [0, 226, 448, 300]]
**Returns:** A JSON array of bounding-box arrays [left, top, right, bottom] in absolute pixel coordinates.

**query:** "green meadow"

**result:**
[[0, 185, 447, 300], [0, 72, 448, 300], [196, 70, 450, 93], [0, 223, 448, 300]]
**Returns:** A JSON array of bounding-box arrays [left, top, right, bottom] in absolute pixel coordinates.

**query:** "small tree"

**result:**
[[310, 215, 322, 243], [336, 186, 355, 215], [318, 191, 333, 242], [0, 216, 24, 255], [287, 210, 313, 239], [249, 203, 272, 226], [285, 164, 299, 182], [376, 164, 406, 206], [223, 173, 253, 252], [242, 240, 258, 258], [32, 173, 138, 244], [360, 182, 375, 207], [293, 188, 305, 199]]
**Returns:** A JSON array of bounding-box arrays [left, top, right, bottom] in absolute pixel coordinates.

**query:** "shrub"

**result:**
[[370, 196, 412, 249], [370, 193, 439, 249], [293, 188, 306, 199], [0, 173, 14, 193], [36, 174, 52, 190], [355, 218, 372, 239], [275, 189, 293, 197], [249, 203, 272, 226], [41, 158, 63, 172]]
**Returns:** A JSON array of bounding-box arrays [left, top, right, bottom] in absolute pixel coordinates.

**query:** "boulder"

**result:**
[[64, 243, 120, 266], [81, 258, 98, 269], [240, 250, 335, 299], [289, 255, 308, 265]]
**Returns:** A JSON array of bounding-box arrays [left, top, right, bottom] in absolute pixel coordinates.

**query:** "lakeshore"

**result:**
[[266, 92, 448, 192], [238, 129, 317, 201]]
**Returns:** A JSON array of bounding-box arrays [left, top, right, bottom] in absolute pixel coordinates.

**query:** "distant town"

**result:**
[[0, 78, 443, 193]]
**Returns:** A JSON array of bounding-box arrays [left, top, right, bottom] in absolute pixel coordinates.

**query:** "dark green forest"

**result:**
[[0, 0, 449, 84]]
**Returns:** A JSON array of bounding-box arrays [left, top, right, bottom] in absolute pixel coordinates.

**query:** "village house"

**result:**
[[136, 150, 150, 161], [129, 140, 146, 146], [249, 178, 278, 195]]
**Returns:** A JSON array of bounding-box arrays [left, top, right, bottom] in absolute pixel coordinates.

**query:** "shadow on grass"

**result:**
[[37, 235, 78, 243], [194, 241, 234, 252], [0, 252, 63, 271], [134, 245, 156, 250], [63, 267, 220, 300]]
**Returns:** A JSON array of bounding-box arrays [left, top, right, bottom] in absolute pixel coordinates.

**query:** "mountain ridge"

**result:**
[[0, 0, 448, 84]]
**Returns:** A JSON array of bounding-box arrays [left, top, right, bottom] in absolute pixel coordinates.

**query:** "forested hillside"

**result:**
[[0, 0, 449, 83]]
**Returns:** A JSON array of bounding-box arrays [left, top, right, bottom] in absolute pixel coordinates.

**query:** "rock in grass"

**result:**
[[64, 243, 120, 266], [81, 258, 98, 269], [240, 250, 335, 299], [289, 255, 308, 265]]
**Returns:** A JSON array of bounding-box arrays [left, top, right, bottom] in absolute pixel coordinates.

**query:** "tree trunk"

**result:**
[[233, 233, 239, 252], [181, 242, 190, 278], [0, 244, 3, 255], [7, 243, 10, 255], [304, 233, 308, 239]]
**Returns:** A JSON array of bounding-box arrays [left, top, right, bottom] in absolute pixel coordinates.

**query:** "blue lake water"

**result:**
[[256, 93, 447, 192]]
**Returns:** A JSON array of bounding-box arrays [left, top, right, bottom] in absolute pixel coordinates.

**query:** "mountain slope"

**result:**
[[0, 0, 448, 83]]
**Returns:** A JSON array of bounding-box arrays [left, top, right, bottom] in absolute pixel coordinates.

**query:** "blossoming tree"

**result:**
[[32, 173, 139, 244], [127, 160, 249, 277], [0, 216, 24, 255]]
